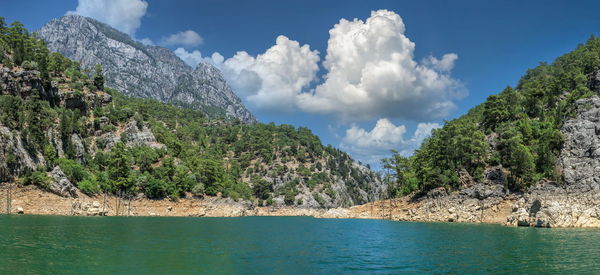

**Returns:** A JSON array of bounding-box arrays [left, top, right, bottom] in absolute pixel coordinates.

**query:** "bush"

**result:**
[[313, 193, 325, 206], [21, 170, 52, 189], [78, 178, 101, 195], [57, 158, 88, 184], [21, 60, 39, 71], [252, 178, 272, 200], [191, 183, 205, 197], [144, 177, 171, 199], [266, 197, 274, 206]]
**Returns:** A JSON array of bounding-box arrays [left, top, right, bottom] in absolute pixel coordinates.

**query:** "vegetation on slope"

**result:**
[[384, 36, 600, 196], [0, 18, 380, 207]]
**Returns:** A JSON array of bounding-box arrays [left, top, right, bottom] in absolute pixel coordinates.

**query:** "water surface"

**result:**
[[0, 215, 598, 274]]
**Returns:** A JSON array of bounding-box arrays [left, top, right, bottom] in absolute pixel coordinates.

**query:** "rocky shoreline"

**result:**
[[5, 182, 600, 228]]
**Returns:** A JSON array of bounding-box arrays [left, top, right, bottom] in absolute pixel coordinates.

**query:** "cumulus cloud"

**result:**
[[160, 30, 204, 47], [422, 53, 458, 72], [215, 10, 465, 121], [67, 0, 148, 37], [174, 48, 203, 67], [296, 9, 465, 121], [211, 35, 320, 111], [340, 118, 441, 164]]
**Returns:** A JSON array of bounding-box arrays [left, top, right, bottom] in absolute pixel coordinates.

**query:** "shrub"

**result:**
[[21, 60, 39, 71], [77, 178, 101, 195], [191, 183, 205, 197], [252, 178, 272, 200], [144, 177, 170, 199], [21, 170, 52, 189], [57, 158, 88, 184]]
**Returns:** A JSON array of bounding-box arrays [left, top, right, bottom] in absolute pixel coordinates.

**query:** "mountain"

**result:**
[[377, 36, 600, 227], [0, 19, 385, 208], [37, 14, 256, 123]]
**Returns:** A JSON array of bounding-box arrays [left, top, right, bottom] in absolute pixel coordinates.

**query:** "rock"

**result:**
[[0, 126, 43, 181], [15, 206, 24, 214], [70, 134, 86, 163], [37, 14, 255, 123], [588, 70, 600, 92], [560, 96, 600, 187], [426, 187, 447, 199], [502, 96, 600, 227], [122, 119, 165, 149], [506, 181, 600, 228], [0, 67, 51, 100], [97, 118, 165, 151], [71, 200, 107, 216], [48, 166, 78, 198]]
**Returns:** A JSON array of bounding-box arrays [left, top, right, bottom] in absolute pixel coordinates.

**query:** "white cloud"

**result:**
[[174, 48, 203, 67], [67, 0, 148, 37], [215, 10, 465, 121], [160, 30, 203, 47], [422, 53, 458, 72], [139, 37, 154, 45], [211, 35, 320, 111], [296, 9, 465, 121], [340, 118, 441, 164]]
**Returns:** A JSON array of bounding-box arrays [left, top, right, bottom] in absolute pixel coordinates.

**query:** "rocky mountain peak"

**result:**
[[37, 14, 256, 123]]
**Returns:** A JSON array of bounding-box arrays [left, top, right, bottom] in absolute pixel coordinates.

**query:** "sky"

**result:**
[[3, 0, 600, 168]]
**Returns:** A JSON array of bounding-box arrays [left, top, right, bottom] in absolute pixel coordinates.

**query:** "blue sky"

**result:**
[[3, 0, 600, 167]]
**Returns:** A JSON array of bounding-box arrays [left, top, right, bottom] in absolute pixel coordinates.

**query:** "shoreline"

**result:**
[[4, 183, 600, 228], [0, 184, 509, 224]]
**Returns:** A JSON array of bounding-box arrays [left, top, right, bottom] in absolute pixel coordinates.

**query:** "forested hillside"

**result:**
[[0, 18, 385, 208], [384, 36, 600, 196]]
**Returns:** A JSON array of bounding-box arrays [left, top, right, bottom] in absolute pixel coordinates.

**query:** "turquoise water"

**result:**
[[0, 215, 599, 274]]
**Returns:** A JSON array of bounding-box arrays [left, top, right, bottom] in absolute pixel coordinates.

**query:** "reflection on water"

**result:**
[[0, 215, 599, 273]]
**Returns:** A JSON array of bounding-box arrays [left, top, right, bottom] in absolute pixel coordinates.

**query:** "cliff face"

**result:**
[[372, 95, 600, 228], [505, 96, 600, 227], [37, 15, 255, 123]]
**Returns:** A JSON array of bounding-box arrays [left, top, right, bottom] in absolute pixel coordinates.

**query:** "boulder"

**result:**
[[70, 134, 86, 163], [49, 166, 78, 198]]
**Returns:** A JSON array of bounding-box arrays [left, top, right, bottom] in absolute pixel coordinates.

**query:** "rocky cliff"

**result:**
[[37, 15, 255, 123], [370, 95, 600, 228], [505, 96, 600, 227]]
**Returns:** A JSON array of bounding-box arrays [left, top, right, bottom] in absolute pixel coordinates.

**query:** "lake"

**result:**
[[0, 215, 598, 274]]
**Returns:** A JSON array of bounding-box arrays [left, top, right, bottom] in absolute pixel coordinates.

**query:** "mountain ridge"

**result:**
[[37, 14, 256, 123]]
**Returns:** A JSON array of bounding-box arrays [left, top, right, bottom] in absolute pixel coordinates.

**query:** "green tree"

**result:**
[[252, 177, 272, 200], [107, 142, 133, 193], [93, 64, 104, 90]]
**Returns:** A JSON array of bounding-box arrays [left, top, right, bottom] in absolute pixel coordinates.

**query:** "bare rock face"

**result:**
[[0, 67, 52, 99], [560, 96, 600, 186], [0, 126, 45, 182], [37, 14, 255, 123], [70, 134, 86, 163], [97, 118, 165, 151], [49, 166, 78, 198], [391, 183, 512, 224], [121, 119, 165, 149], [1, 67, 112, 114], [506, 96, 600, 227], [506, 182, 600, 227]]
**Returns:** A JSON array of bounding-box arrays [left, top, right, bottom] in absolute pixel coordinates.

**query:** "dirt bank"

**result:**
[[0, 184, 514, 225]]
